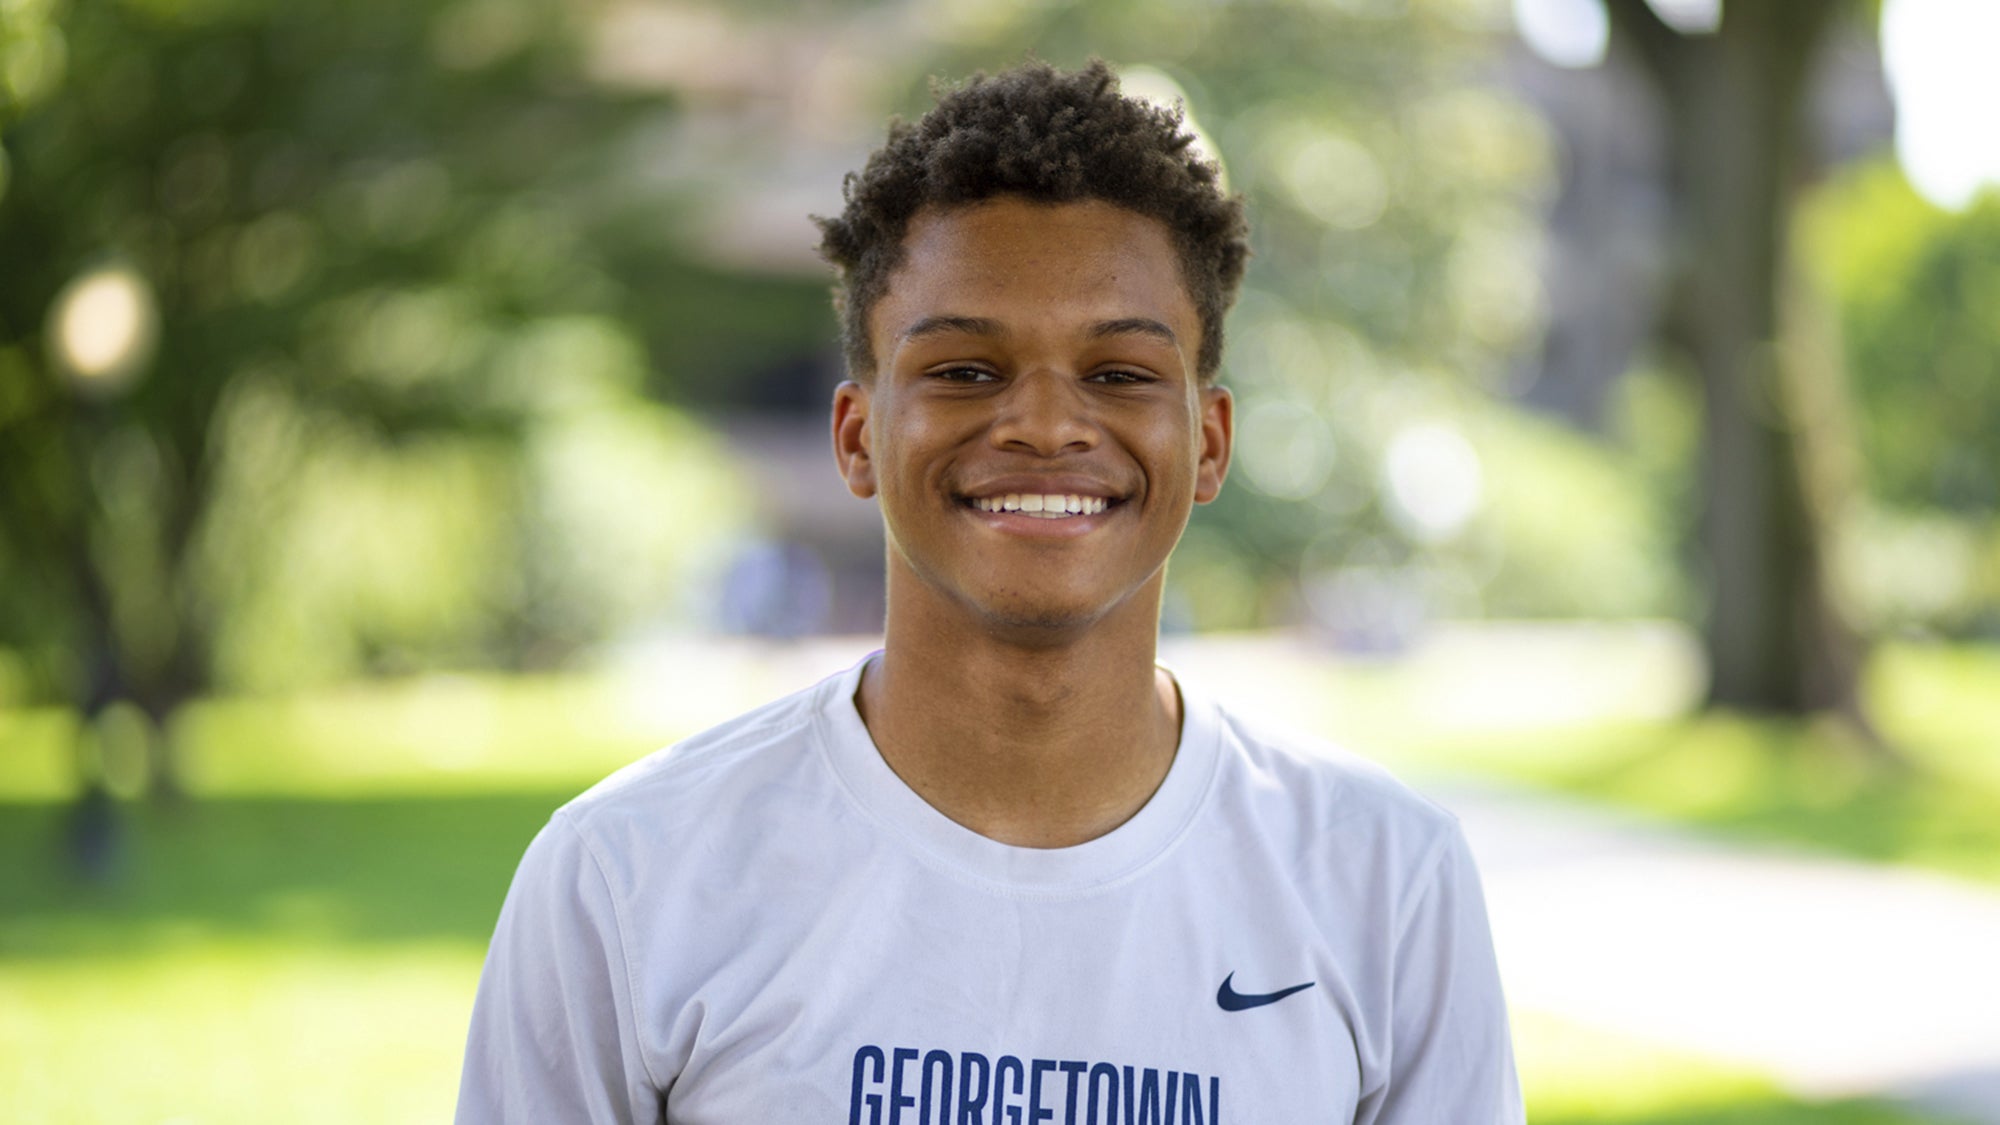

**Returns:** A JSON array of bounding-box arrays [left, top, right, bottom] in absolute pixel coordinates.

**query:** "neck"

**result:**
[[856, 559, 1182, 849]]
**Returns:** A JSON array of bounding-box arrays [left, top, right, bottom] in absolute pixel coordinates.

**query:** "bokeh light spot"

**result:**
[[1883, 0, 2000, 209], [50, 265, 160, 395], [1, 23, 68, 106], [1281, 132, 1389, 231], [1383, 421, 1484, 542], [1512, 0, 1607, 69], [1119, 66, 1229, 190], [234, 211, 320, 302], [1240, 397, 1339, 501]]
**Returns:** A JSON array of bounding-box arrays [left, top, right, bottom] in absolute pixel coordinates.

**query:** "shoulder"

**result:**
[[1202, 689, 1465, 883], [553, 666, 843, 851], [1212, 694, 1455, 826]]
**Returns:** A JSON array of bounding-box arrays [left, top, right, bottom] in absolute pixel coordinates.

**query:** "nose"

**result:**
[[988, 370, 1097, 457]]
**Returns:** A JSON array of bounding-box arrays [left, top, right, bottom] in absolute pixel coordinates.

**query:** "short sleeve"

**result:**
[[1357, 823, 1524, 1125], [456, 812, 663, 1124]]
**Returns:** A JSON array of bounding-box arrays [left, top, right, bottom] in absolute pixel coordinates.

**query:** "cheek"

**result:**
[[872, 405, 962, 494], [1138, 418, 1201, 479]]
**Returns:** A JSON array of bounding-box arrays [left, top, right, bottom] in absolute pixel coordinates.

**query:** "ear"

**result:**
[[1194, 384, 1233, 504], [831, 380, 877, 499]]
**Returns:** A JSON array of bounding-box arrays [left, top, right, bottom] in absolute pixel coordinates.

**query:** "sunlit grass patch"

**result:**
[[0, 674, 648, 802], [0, 671, 671, 802], [1340, 640, 2000, 885], [0, 941, 480, 1124], [173, 674, 661, 797], [0, 639, 881, 802], [1515, 1011, 1962, 1124], [0, 705, 80, 800], [1516, 1009, 1770, 1120], [0, 793, 563, 957], [0, 793, 556, 1122], [1871, 643, 2000, 789]]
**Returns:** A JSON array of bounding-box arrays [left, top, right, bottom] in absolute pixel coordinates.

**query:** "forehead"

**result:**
[[870, 197, 1199, 346]]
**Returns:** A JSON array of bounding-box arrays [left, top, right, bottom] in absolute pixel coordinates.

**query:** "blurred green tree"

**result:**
[[1806, 168, 2000, 519], [1605, 0, 1887, 747], [1801, 162, 2000, 638], [0, 0, 760, 832]]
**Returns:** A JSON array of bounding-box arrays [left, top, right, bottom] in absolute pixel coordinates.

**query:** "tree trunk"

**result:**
[[1608, 0, 1878, 739], [70, 559, 129, 881]]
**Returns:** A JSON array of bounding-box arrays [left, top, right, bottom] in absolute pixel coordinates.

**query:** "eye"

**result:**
[[931, 366, 997, 383], [1088, 368, 1154, 386]]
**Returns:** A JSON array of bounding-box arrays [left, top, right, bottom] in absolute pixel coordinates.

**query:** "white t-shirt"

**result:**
[[457, 655, 1522, 1124]]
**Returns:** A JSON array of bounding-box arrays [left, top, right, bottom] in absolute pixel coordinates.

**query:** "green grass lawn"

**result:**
[[1327, 641, 2000, 886], [1, 639, 1990, 1122], [0, 795, 557, 1123], [1514, 1012, 1957, 1125]]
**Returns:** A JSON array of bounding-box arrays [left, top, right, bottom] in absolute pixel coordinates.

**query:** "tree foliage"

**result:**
[[1805, 165, 2000, 516], [3, 0, 1584, 745], [0, 0, 754, 797]]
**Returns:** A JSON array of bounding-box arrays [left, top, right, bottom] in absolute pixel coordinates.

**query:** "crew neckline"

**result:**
[[812, 651, 1222, 898]]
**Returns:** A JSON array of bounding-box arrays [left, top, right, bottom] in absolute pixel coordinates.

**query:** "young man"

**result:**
[[458, 60, 1522, 1124]]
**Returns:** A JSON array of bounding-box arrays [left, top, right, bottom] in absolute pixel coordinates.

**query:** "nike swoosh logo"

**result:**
[[1216, 972, 1316, 1012]]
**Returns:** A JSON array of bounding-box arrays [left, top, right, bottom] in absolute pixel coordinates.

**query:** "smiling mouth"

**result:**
[[966, 493, 1114, 519]]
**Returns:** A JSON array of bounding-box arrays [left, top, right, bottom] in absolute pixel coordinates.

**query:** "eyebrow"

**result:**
[[1087, 317, 1179, 347], [898, 314, 1179, 347], [899, 315, 1003, 342]]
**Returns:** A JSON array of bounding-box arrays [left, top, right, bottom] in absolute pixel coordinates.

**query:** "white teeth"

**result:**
[[971, 494, 1111, 517]]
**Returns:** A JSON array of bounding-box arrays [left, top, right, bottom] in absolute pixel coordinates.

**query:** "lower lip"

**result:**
[[963, 504, 1116, 539]]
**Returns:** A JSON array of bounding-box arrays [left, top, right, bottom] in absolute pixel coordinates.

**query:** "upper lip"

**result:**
[[956, 474, 1126, 501]]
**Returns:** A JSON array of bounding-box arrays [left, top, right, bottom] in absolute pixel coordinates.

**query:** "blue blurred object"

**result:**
[[717, 540, 833, 639]]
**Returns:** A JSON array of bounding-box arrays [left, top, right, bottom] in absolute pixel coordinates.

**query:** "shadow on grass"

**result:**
[[1515, 715, 2000, 885], [0, 791, 575, 958]]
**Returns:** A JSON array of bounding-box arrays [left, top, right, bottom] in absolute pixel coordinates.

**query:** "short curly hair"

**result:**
[[815, 59, 1249, 382]]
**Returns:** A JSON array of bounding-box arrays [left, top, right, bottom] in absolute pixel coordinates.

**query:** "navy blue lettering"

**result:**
[[1137, 1069, 1162, 1125], [958, 1053, 991, 1125], [1059, 1061, 1087, 1124], [888, 1047, 920, 1124], [1028, 1058, 1057, 1124], [851, 1046, 887, 1125], [996, 1055, 1026, 1125], [1178, 1073, 1203, 1125], [1084, 1062, 1119, 1124], [855, 1045, 1215, 1125], [920, 1050, 956, 1125]]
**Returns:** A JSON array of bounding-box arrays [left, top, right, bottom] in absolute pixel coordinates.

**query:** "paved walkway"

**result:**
[[1156, 629, 2000, 1124], [1443, 780, 2000, 1124]]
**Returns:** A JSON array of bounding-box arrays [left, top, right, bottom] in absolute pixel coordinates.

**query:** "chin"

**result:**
[[891, 550, 1161, 641], [965, 587, 1133, 642], [980, 604, 1101, 636]]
